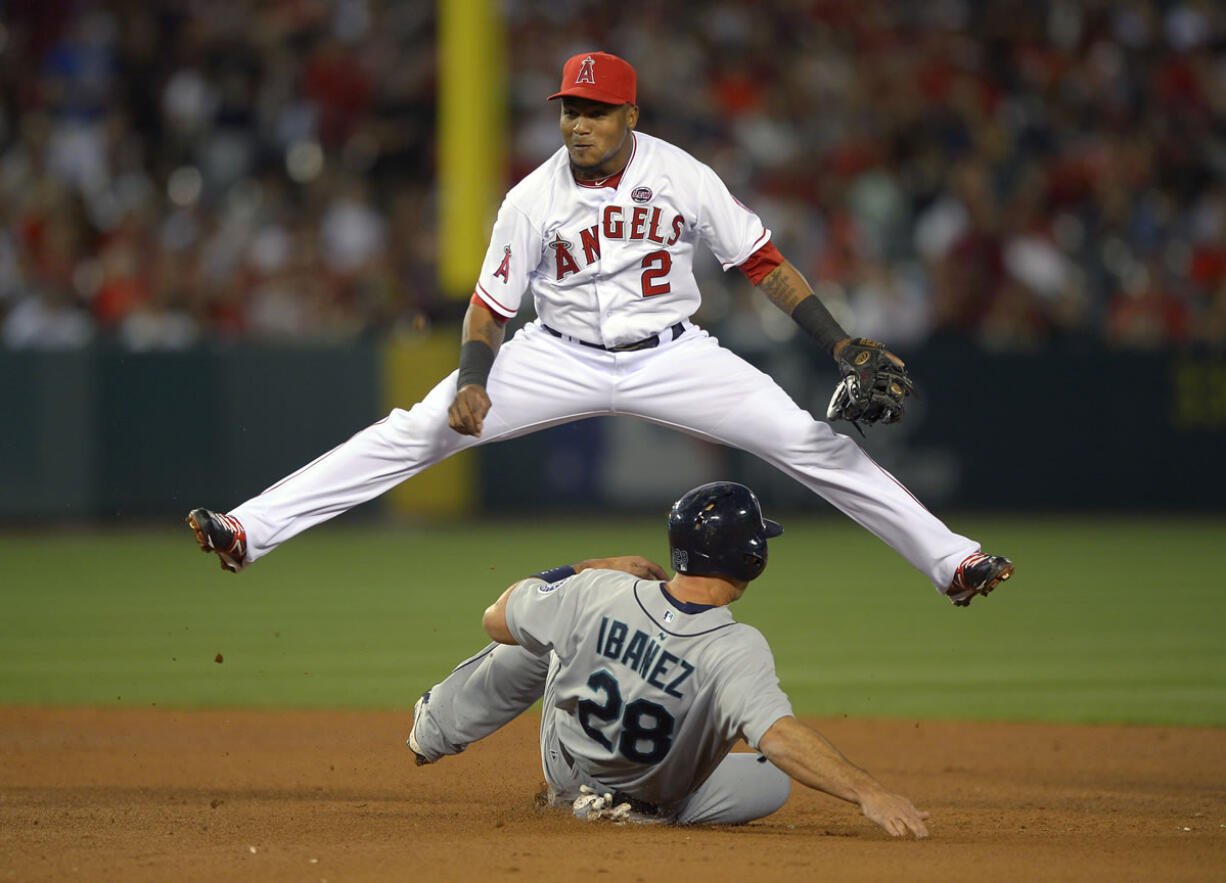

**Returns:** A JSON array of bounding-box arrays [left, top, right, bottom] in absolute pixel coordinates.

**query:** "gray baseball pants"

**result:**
[[409, 641, 790, 825]]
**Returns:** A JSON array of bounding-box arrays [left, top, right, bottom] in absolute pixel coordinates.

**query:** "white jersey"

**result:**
[[504, 568, 794, 811], [473, 131, 771, 348]]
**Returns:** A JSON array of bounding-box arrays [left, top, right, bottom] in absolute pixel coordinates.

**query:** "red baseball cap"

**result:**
[[547, 51, 637, 106]]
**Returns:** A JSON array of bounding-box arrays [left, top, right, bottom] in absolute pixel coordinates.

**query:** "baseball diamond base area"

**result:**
[[2, 709, 1223, 882]]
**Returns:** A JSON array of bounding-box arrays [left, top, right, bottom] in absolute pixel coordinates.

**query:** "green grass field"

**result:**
[[1, 515, 1223, 725]]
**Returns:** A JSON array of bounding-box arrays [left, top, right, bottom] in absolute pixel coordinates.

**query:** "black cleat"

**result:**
[[947, 553, 1013, 607], [186, 508, 247, 573]]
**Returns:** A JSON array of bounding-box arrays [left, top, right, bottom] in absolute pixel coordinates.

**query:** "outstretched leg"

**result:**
[[231, 375, 478, 564], [408, 642, 549, 764], [195, 324, 615, 568], [618, 330, 982, 592]]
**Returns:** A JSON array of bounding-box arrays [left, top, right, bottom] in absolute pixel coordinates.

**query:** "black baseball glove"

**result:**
[[826, 338, 915, 432]]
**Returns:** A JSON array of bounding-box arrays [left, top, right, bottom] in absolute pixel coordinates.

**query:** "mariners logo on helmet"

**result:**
[[667, 481, 783, 583]]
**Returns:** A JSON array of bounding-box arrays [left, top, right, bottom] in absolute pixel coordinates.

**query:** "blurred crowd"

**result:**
[[3, 0, 1226, 352]]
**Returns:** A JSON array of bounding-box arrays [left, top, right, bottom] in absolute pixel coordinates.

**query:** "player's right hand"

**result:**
[[859, 789, 930, 839], [449, 385, 492, 436]]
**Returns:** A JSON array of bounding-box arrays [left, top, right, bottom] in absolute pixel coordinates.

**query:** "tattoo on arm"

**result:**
[[469, 321, 505, 349], [758, 263, 811, 314], [463, 303, 507, 350], [759, 260, 848, 354]]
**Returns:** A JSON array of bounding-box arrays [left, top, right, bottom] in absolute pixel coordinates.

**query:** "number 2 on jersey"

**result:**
[[577, 670, 676, 762], [640, 250, 671, 296]]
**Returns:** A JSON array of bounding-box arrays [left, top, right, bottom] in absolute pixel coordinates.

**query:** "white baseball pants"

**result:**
[[232, 321, 977, 589]]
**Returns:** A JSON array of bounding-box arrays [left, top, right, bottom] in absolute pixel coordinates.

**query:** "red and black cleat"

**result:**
[[947, 553, 1014, 607], [186, 508, 247, 573]]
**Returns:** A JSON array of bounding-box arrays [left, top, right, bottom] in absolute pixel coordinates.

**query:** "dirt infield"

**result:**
[[1, 708, 1223, 882]]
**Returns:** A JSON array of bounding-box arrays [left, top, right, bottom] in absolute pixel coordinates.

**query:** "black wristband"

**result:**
[[790, 295, 848, 355], [531, 564, 576, 583], [456, 340, 496, 389]]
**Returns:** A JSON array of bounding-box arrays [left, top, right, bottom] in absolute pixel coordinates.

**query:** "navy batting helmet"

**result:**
[[667, 481, 783, 583]]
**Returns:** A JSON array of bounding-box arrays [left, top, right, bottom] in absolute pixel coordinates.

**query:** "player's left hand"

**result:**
[[577, 556, 668, 580], [827, 338, 915, 432], [859, 788, 931, 839]]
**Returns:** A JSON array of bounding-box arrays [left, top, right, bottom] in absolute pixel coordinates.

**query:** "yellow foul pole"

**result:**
[[381, 2, 505, 518], [437, 0, 506, 297]]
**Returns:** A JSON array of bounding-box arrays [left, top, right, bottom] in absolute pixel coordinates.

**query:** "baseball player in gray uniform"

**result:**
[[187, 50, 1012, 607], [407, 481, 930, 836]]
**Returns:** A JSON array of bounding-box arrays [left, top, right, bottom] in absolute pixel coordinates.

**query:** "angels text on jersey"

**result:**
[[493, 201, 688, 298], [546, 203, 686, 293]]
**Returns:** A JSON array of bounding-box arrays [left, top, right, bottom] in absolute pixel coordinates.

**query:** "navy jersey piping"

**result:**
[[632, 581, 737, 637], [659, 583, 716, 614]]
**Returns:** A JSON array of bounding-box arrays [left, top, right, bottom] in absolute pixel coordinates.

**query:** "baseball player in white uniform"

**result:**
[[407, 481, 930, 835], [187, 51, 1013, 606]]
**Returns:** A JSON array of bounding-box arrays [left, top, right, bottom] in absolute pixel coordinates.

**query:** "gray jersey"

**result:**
[[504, 569, 794, 810]]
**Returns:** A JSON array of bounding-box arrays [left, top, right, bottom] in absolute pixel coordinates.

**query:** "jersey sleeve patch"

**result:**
[[503, 572, 594, 657], [493, 245, 512, 281]]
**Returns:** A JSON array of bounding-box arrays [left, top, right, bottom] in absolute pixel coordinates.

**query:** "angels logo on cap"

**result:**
[[548, 51, 637, 106], [575, 56, 596, 85]]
